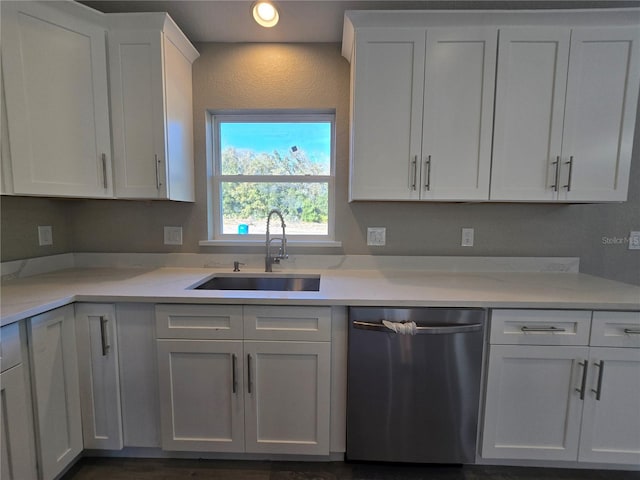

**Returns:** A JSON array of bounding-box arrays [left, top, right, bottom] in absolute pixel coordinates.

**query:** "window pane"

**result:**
[[220, 122, 331, 175], [221, 182, 328, 235]]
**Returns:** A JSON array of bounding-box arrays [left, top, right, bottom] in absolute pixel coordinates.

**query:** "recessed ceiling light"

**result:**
[[252, 1, 279, 28]]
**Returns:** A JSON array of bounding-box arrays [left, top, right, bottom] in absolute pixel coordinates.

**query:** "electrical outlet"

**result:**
[[629, 231, 640, 250], [367, 227, 386, 246], [38, 225, 53, 246], [461, 228, 474, 247], [164, 226, 183, 245]]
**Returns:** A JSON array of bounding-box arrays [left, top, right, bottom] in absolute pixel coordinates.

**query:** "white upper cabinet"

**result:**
[[1, 1, 113, 198], [349, 28, 425, 201], [421, 28, 496, 201], [491, 28, 570, 202], [348, 26, 495, 201], [491, 26, 640, 202], [560, 27, 640, 202], [108, 15, 199, 201]]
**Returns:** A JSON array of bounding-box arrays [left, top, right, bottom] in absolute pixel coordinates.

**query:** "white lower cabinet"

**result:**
[[156, 305, 332, 455], [482, 309, 640, 466], [28, 305, 83, 480], [75, 303, 123, 450], [0, 322, 38, 480]]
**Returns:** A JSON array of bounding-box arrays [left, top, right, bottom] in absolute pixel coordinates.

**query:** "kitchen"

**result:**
[[1, 1, 639, 479]]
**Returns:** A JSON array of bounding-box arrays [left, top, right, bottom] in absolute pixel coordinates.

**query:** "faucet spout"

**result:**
[[265, 209, 288, 272]]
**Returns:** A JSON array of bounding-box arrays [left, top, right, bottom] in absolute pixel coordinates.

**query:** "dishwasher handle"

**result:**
[[353, 320, 482, 334]]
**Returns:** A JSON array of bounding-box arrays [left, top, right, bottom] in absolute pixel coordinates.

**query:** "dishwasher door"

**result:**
[[346, 307, 486, 464]]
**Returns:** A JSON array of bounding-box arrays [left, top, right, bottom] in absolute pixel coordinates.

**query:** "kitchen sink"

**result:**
[[191, 273, 321, 292]]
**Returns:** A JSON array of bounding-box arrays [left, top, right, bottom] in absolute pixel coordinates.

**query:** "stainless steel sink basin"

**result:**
[[191, 273, 320, 292]]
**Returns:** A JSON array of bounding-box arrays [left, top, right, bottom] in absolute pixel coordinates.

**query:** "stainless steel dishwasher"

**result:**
[[346, 307, 486, 464]]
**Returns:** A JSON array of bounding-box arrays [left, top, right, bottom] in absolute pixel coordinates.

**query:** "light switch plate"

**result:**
[[38, 225, 53, 246], [164, 226, 183, 245], [629, 231, 640, 250], [367, 227, 386, 246]]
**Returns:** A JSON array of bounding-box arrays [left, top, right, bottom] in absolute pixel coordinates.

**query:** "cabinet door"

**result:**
[[29, 305, 82, 480], [109, 29, 167, 199], [1, 1, 113, 198], [491, 28, 570, 201], [578, 347, 640, 464], [75, 303, 123, 450], [420, 28, 496, 201], [481, 344, 588, 461], [350, 28, 425, 200], [559, 27, 640, 202], [1, 364, 38, 480], [156, 339, 244, 452], [244, 341, 330, 455]]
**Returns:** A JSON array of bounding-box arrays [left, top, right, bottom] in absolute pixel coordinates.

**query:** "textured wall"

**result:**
[[1, 42, 639, 284]]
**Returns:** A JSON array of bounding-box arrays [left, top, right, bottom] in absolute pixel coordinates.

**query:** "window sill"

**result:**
[[199, 239, 342, 248]]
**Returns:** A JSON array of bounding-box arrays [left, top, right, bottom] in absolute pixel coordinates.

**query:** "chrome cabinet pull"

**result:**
[[247, 354, 253, 394], [550, 156, 561, 192], [231, 354, 237, 394], [99, 316, 110, 356], [591, 360, 604, 401], [101, 153, 108, 189], [424, 155, 431, 191], [411, 156, 417, 191], [155, 154, 162, 189], [520, 326, 566, 333], [564, 156, 574, 192], [623, 328, 640, 335], [575, 360, 588, 400]]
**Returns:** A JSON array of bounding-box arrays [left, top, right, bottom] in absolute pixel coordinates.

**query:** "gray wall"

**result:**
[[1, 42, 639, 285]]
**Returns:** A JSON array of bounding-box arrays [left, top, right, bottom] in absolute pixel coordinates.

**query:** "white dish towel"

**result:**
[[382, 320, 417, 335]]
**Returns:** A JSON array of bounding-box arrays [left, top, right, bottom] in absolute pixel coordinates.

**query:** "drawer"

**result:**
[[490, 309, 591, 346], [244, 306, 331, 341], [0, 322, 22, 372], [155, 304, 243, 339], [590, 311, 640, 348]]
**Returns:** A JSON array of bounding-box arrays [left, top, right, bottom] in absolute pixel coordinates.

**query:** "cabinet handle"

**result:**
[[155, 154, 162, 189], [623, 328, 640, 335], [231, 354, 237, 394], [575, 360, 588, 400], [424, 155, 431, 191], [520, 325, 566, 333], [247, 354, 253, 394], [591, 360, 604, 401], [411, 156, 417, 191], [99, 316, 110, 356], [101, 153, 108, 189], [563, 156, 574, 192], [550, 156, 560, 192]]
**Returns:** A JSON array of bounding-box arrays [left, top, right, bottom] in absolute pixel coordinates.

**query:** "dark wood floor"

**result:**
[[61, 458, 640, 480]]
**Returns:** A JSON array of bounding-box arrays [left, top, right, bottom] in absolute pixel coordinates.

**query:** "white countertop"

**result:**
[[1, 265, 639, 326]]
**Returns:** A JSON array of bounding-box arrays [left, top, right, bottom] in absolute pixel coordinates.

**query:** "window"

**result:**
[[208, 111, 336, 243]]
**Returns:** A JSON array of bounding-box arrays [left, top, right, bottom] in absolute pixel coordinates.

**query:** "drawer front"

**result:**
[[490, 309, 591, 346], [590, 311, 640, 348], [155, 305, 243, 339], [244, 306, 331, 341], [0, 322, 22, 372]]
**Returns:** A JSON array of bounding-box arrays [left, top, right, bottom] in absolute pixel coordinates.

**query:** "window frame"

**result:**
[[207, 110, 337, 243]]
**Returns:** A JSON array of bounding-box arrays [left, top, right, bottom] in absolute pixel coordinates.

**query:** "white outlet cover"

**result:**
[[38, 225, 53, 246], [164, 226, 183, 245], [629, 231, 640, 250], [461, 228, 474, 247], [367, 227, 386, 246]]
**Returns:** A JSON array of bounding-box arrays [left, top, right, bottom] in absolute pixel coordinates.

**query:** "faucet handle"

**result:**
[[233, 261, 245, 272]]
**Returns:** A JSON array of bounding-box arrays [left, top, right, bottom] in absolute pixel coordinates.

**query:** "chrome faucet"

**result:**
[[265, 209, 288, 272]]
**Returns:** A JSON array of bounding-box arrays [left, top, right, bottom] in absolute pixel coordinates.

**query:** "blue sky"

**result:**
[[220, 122, 331, 165]]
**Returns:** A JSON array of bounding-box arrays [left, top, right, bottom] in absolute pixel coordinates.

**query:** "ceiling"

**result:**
[[79, 0, 640, 43]]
